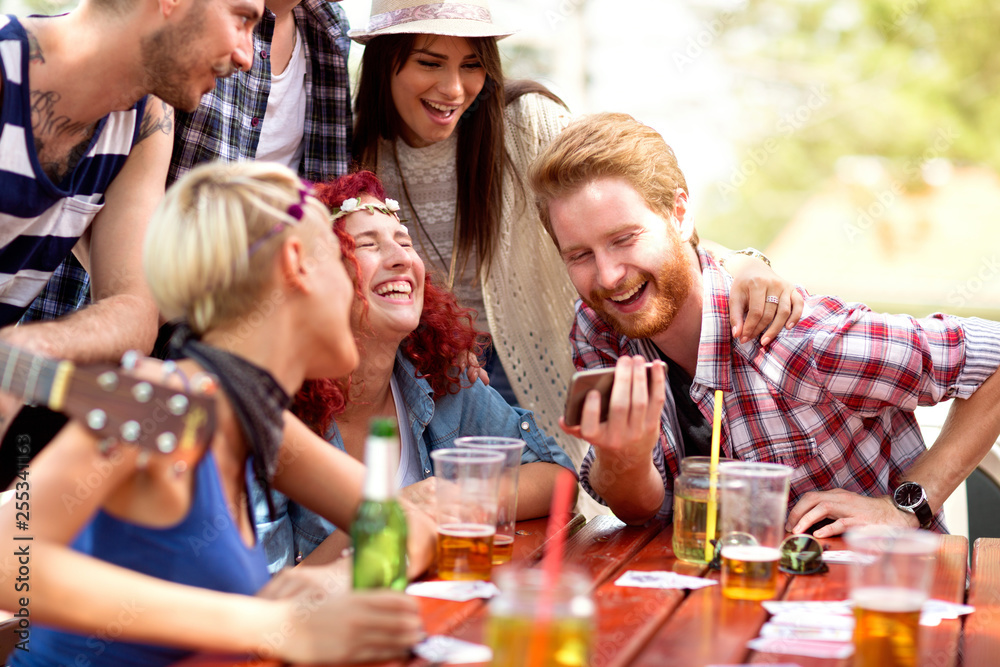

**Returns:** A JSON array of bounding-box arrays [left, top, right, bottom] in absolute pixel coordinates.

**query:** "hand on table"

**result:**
[[259, 559, 423, 664], [787, 488, 917, 538], [279, 589, 424, 664]]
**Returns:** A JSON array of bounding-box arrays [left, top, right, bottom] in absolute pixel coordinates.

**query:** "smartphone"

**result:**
[[563, 362, 655, 428]]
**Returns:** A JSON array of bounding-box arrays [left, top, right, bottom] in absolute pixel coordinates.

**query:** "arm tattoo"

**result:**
[[25, 29, 44, 64], [136, 100, 174, 144]]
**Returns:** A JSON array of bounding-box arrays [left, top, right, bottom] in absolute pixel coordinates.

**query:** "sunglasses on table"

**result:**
[[707, 533, 829, 576]]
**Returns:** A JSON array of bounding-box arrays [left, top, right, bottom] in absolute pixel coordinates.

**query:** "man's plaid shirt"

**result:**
[[169, 0, 352, 185], [21, 0, 352, 325], [574, 249, 1000, 531]]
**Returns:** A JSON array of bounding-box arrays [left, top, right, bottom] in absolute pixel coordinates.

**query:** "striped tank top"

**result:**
[[0, 15, 146, 325]]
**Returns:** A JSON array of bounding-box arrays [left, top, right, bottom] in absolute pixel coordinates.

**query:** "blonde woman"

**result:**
[[0, 162, 432, 666]]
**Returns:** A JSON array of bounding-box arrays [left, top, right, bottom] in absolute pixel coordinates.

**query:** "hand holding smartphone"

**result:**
[[563, 362, 656, 427]]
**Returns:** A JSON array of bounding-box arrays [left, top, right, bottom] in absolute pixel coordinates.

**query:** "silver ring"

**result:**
[[765, 295, 780, 304]]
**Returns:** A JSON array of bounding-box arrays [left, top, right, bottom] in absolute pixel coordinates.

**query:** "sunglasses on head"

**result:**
[[707, 533, 829, 576]]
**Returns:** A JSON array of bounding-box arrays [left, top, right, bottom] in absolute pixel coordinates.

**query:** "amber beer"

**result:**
[[487, 615, 591, 667], [852, 587, 923, 667], [672, 493, 720, 563], [720, 545, 780, 601], [492, 534, 515, 565], [436, 523, 495, 580]]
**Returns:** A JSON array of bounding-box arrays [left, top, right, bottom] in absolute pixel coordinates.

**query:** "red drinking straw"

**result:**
[[527, 468, 578, 666]]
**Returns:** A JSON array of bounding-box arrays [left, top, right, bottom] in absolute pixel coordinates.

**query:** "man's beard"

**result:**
[[139, 4, 214, 112], [583, 247, 694, 340]]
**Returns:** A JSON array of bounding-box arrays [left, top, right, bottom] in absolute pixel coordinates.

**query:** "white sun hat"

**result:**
[[347, 0, 515, 45]]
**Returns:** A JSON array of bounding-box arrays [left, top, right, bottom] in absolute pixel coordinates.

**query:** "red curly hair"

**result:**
[[292, 171, 485, 435]]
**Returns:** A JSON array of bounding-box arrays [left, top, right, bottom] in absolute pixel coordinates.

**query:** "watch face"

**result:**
[[894, 482, 923, 508]]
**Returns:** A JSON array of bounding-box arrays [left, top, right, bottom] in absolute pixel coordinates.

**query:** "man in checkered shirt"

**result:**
[[529, 112, 1000, 536]]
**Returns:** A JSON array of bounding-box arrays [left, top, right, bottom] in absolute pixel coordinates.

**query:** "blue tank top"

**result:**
[[10, 451, 270, 667], [0, 15, 146, 325]]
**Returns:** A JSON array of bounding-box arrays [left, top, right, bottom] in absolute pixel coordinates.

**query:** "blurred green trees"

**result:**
[[698, 0, 1000, 249]]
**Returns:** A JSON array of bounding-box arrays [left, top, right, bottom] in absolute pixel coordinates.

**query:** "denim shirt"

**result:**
[[251, 350, 577, 572]]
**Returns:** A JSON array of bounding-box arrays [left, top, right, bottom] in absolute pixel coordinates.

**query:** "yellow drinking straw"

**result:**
[[703, 389, 724, 563]]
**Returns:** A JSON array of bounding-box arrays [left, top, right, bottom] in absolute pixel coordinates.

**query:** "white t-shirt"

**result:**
[[255, 24, 307, 169], [392, 374, 425, 489]]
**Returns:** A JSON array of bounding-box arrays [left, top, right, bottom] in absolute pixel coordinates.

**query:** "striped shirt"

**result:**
[[23, 0, 353, 325], [0, 15, 145, 326], [573, 249, 1000, 532]]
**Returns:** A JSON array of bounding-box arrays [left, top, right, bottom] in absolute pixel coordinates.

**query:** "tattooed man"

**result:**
[[0, 0, 263, 472]]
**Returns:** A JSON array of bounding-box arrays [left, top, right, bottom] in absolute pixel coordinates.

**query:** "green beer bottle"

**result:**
[[351, 418, 408, 590]]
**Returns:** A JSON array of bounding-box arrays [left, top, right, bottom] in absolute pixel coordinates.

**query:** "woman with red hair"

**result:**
[[253, 171, 576, 570]]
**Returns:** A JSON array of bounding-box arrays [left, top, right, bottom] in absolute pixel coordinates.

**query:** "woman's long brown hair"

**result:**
[[352, 33, 564, 280]]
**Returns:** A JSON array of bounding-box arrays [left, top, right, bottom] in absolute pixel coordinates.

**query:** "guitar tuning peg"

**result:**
[[120, 420, 141, 442], [132, 382, 153, 403], [86, 409, 108, 431], [97, 372, 119, 392], [167, 394, 189, 416], [156, 432, 178, 453]]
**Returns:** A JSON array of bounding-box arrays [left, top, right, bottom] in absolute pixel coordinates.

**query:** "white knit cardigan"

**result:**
[[377, 93, 589, 470]]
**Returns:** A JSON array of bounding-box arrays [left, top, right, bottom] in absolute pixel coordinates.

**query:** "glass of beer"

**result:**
[[487, 566, 594, 667], [717, 461, 792, 601], [845, 526, 938, 667], [672, 456, 733, 563], [430, 448, 505, 580], [456, 437, 525, 565]]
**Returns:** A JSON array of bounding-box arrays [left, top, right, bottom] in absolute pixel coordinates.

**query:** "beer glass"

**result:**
[[456, 436, 525, 565], [430, 448, 505, 580], [487, 567, 594, 667], [718, 461, 792, 601], [672, 456, 733, 563], [845, 526, 938, 667]]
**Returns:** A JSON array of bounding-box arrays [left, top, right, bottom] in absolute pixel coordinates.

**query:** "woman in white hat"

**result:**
[[348, 0, 803, 469]]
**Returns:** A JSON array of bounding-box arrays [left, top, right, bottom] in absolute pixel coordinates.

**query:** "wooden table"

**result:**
[[177, 516, 980, 666]]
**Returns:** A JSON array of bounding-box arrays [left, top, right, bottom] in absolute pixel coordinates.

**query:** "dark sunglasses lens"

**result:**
[[708, 539, 722, 570], [780, 535, 825, 574]]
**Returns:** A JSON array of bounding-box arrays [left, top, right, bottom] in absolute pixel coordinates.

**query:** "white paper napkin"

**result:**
[[405, 580, 500, 602], [412, 635, 492, 664], [613, 570, 718, 590], [746, 637, 854, 659]]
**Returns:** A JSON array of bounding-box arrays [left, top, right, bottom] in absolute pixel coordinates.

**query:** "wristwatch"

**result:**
[[892, 481, 934, 529]]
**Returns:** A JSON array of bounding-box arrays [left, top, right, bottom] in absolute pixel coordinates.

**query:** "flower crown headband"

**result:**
[[329, 197, 403, 223]]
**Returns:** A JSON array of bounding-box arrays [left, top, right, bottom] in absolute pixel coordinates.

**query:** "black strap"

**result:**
[[169, 325, 290, 522]]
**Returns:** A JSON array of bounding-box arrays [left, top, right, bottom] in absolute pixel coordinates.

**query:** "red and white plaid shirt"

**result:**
[[573, 250, 1000, 531]]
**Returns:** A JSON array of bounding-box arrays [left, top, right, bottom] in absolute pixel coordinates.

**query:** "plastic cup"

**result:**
[[430, 448, 505, 580], [487, 566, 593, 667], [456, 436, 525, 565], [846, 526, 938, 667], [718, 461, 793, 601]]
